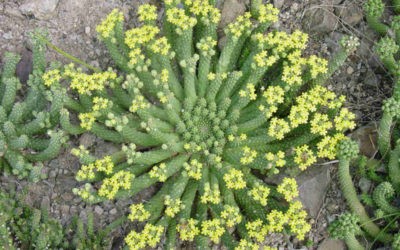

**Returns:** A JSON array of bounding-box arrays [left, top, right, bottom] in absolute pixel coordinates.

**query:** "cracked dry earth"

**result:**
[[0, 0, 392, 249]]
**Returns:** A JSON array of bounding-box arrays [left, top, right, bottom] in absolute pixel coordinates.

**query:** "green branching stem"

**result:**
[[338, 156, 392, 243]]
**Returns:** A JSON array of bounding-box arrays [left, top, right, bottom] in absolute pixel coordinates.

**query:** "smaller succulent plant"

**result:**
[[364, 0, 388, 35], [0, 188, 64, 249], [0, 35, 67, 181], [329, 213, 363, 250]]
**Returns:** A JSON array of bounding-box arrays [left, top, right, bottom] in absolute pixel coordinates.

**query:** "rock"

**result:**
[[346, 66, 354, 75], [94, 205, 104, 215], [5, 5, 24, 19], [85, 26, 91, 35], [364, 71, 379, 87], [302, 2, 338, 33], [351, 122, 378, 158], [79, 133, 96, 148], [19, 0, 59, 20], [61, 192, 74, 201], [359, 177, 372, 193], [60, 205, 70, 216], [109, 208, 117, 215], [219, 0, 246, 29], [274, 0, 285, 9], [334, 1, 363, 26], [16, 49, 32, 84], [317, 239, 346, 250], [41, 196, 50, 210], [297, 165, 330, 218]]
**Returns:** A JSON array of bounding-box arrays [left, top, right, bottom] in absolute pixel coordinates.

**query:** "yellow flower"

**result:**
[[268, 118, 290, 140], [177, 218, 200, 241], [282, 63, 303, 86], [266, 210, 288, 233], [200, 182, 221, 204], [317, 133, 345, 159], [263, 85, 285, 105], [257, 4, 279, 23], [138, 4, 158, 22], [310, 113, 333, 136], [246, 219, 267, 242], [149, 37, 171, 56], [221, 205, 242, 227], [334, 108, 356, 131], [166, 7, 197, 32], [277, 177, 299, 202], [79, 112, 96, 130], [149, 163, 168, 182], [96, 9, 124, 39], [249, 183, 270, 206], [128, 203, 151, 222], [239, 83, 257, 100], [265, 151, 286, 169], [240, 146, 257, 165], [183, 159, 203, 180], [235, 239, 260, 250], [308, 55, 328, 78], [42, 69, 61, 87], [223, 168, 246, 189], [98, 170, 133, 199], [94, 156, 114, 174], [164, 196, 182, 217], [227, 12, 252, 38], [289, 105, 309, 128], [129, 95, 150, 113], [201, 219, 225, 243], [142, 224, 164, 247], [294, 145, 317, 171], [125, 25, 160, 49]]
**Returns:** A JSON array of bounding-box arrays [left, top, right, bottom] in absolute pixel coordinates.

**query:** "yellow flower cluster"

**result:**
[[317, 133, 345, 159], [286, 201, 311, 240], [288, 105, 309, 128], [253, 51, 277, 68], [128, 203, 150, 222], [258, 4, 279, 24], [166, 8, 197, 32], [334, 108, 356, 131], [42, 69, 61, 87], [125, 224, 164, 249], [282, 61, 303, 86], [277, 177, 299, 202], [246, 219, 267, 242], [92, 97, 112, 111], [227, 12, 252, 38], [138, 4, 157, 22], [223, 168, 246, 189], [239, 83, 257, 100], [310, 113, 333, 136], [249, 183, 270, 206], [96, 8, 124, 39], [268, 118, 290, 140], [265, 151, 286, 169], [78, 112, 96, 130], [164, 196, 183, 217], [64, 64, 117, 95], [266, 210, 288, 232], [235, 239, 260, 250], [183, 159, 203, 180], [308, 55, 328, 78], [129, 95, 150, 113], [176, 218, 200, 241], [98, 170, 133, 199], [240, 146, 258, 165], [259, 85, 284, 117], [221, 205, 242, 227], [76, 156, 114, 181], [149, 37, 171, 56], [255, 30, 308, 53], [197, 36, 217, 57], [294, 145, 317, 171], [125, 25, 160, 49], [149, 163, 167, 182], [201, 219, 225, 243], [185, 0, 221, 24], [200, 182, 221, 204]]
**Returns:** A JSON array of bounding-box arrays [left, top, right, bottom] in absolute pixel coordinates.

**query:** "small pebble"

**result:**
[[85, 26, 91, 35], [347, 66, 354, 74], [94, 205, 104, 215]]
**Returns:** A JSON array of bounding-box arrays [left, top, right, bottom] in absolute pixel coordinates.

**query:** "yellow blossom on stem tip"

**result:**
[[42, 69, 61, 87], [177, 218, 200, 241], [240, 146, 257, 165], [223, 168, 246, 189], [201, 219, 225, 244], [277, 177, 299, 202], [294, 145, 317, 171], [128, 203, 150, 222]]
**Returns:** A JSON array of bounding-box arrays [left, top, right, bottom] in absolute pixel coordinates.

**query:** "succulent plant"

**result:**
[[329, 213, 363, 250], [38, 1, 359, 249], [332, 4, 400, 247], [0, 35, 67, 181]]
